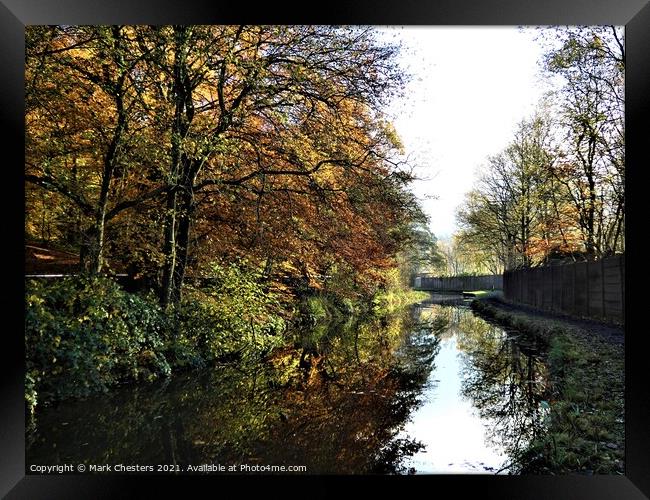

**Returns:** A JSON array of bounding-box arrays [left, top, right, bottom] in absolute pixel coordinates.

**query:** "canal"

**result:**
[[27, 293, 551, 474]]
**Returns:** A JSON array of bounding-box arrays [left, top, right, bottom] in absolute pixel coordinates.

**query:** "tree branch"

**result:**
[[25, 173, 95, 216]]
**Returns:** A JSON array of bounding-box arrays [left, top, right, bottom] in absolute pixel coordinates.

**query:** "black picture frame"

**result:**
[[3, 1, 649, 498]]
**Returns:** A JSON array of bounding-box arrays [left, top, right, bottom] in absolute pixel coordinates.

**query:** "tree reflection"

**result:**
[[27, 306, 441, 474], [255, 309, 441, 473], [370, 304, 444, 473], [454, 309, 551, 473], [28, 301, 569, 475]]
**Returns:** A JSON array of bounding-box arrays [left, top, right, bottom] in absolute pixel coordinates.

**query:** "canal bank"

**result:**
[[470, 297, 624, 474]]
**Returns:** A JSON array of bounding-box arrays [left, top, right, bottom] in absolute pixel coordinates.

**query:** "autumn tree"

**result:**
[[541, 26, 625, 258], [26, 25, 422, 309], [26, 26, 170, 274], [126, 25, 411, 306], [457, 113, 566, 270]]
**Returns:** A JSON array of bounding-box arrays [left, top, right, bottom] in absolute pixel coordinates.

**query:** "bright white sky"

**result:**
[[375, 26, 554, 240]]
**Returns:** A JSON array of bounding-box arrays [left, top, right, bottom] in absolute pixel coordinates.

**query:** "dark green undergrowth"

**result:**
[[25, 264, 286, 414], [25, 265, 425, 415], [25, 276, 171, 413], [471, 299, 624, 474]]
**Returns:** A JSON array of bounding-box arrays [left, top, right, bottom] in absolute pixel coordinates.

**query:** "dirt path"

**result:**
[[481, 297, 624, 346]]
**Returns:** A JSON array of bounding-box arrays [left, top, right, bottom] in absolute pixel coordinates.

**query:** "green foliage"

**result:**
[[299, 293, 358, 326], [25, 276, 171, 414], [173, 262, 286, 364], [25, 266, 288, 413], [304, 296, 330, 323], [371, 267, 428, 315]]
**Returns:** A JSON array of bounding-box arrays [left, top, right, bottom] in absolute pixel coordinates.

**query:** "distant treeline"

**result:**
[[456, 27, 624, 272]]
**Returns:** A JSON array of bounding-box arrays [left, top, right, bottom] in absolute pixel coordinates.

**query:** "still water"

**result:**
[[27, 294, 551, 474]]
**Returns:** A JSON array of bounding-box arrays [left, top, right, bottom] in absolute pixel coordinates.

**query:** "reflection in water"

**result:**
[[27, 309, 438, 474], [388, 301, 550, 474], [27, 294, 551, 474], [456, 312, 550, 473]]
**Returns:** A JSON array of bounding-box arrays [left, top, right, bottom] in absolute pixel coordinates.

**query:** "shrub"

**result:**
[[173, 262, 286, 363], [25, 276, 171, 413], [25, 263, 288, 412]]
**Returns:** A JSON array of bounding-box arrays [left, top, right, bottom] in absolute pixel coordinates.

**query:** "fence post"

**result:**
[[550, 264, 554, 311], [620, 254, 625, 325], [586, 259, 590, 317], [601, 257, 606, 321], [571, 262, 578, 314], [560, 266, 566, 312]]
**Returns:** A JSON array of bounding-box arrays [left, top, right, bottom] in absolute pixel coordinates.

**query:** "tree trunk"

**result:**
[[87, 26, 129, 275], [171, 182, 194, 305], [160, 189, 178, 308], [159, 26, 193, 309]]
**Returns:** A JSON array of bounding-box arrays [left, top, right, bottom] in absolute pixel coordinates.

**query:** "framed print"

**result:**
[[3, 0, 650, 498]]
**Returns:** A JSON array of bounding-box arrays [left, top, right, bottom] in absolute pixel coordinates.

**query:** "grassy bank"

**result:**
[[471, 299, 624, 474]]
